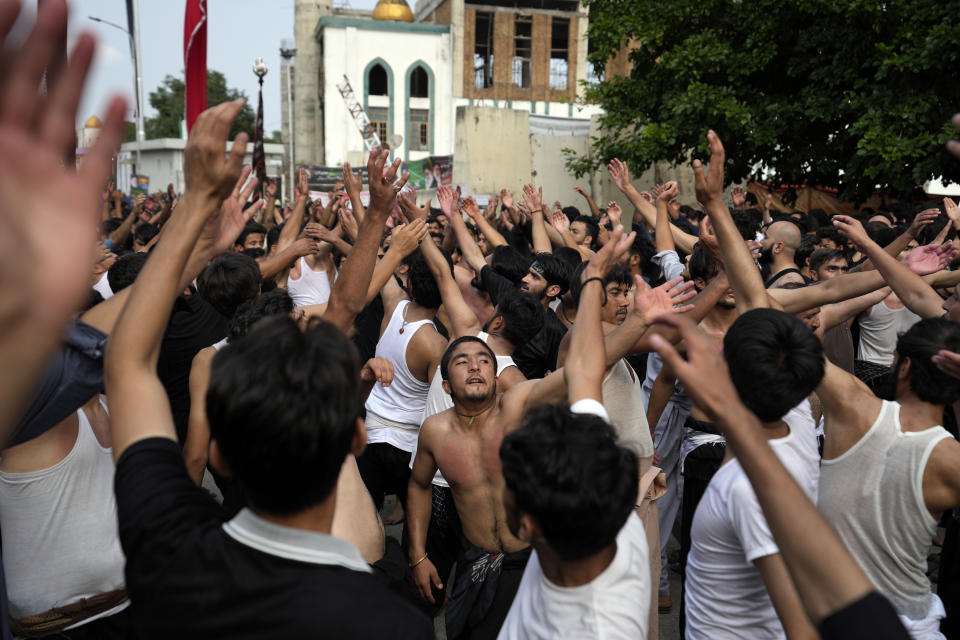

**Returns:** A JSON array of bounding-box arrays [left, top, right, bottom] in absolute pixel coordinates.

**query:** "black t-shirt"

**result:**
[[115, 438, 432, 639], [480, 266, 567, 379], [157, 294, 226, 443], [817, 591, 909, 640]]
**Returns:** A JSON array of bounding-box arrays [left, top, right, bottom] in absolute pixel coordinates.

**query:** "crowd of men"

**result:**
[[3, 1, 960, 639]]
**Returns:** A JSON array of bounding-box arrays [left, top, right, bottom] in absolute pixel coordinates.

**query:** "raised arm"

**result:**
[[655, 181, 679, 254], [342, 162, 366, 224], [439, 184, 486, 275], [105, 100, 250, 460], [573, 184, 601, 218], [694, 130, 769, 312], [834, 215, 957, 318], [464, 196, 507, 249], [609, 158, 697, 253], [148, 184, 176, 226], [276, 168, 310, 252], [322, 152, 406, 333], [400, 193, 481, 339], [107, 196, 140, 249], [854, 209, 939, 272]]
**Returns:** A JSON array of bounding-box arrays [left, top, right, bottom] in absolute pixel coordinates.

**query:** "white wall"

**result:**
[[321, 25, 453, 164]]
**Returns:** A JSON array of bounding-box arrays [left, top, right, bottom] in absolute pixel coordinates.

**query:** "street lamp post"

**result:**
[[89, 7, 145, 173], [280, 45, 296, 203]]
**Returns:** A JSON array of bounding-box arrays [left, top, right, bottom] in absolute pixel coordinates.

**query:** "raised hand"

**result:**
[[692, 130, 726, 205], [437, 184, 457, 216], [573, 185, 587, 196], [390, 219, 428, 256], [731, 186, 747, 208], [639, 191, 654, 205], [902, 242, 958, 275], [342, 162, 363, 197], [484, 194, 499, 221], [907, 209, 940, 238], [290, 236, 322, 257], [296, 167, 309, 199], [698, 216, 722, 262], [522, 183, 543, 213], [606, 201, 623, 227], [183, 99, 249, 203], [304, 221, 336, 242], [584, 224, 636, 279], [633, 276, 697, 325], [367, 149, 407, 216], [168, 182, 176, 200], [548, 208, 570, 234], [608, 158, 631, 192], [500, 189, 514, 209], [339, 202, 359, 241], [658, 181, 679, 202], [462, 196, 482, 221], [198, 164, 262, 256], [398, 190, 430, 222], [944, 198, 960, 226], [831, 215, 870, 248]]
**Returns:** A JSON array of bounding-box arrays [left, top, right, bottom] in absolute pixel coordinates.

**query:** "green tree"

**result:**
[[145, 70, 255, 140], [573, 0, 960, 201]]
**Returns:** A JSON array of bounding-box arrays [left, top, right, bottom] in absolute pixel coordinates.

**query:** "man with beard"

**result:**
[[761, 220, 806, 288], [439, 185, 572, 379], [406, 227, 636, 639]]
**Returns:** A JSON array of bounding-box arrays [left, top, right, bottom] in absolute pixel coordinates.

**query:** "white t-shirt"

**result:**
[[684, 402, 820, 639], [498, 512, 650, 640]]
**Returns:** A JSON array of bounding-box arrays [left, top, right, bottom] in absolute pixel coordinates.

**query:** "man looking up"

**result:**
[[105, 105, 429, 637], [407, 227, 636, 639]]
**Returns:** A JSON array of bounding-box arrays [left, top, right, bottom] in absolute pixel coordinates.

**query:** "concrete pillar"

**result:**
[[451, 0, 464, 97], [294, 0, 331, 167], [574, 13, 589, 100]]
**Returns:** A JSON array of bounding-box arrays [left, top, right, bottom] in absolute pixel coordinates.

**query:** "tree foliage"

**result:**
[[572, 0, 960, 201], [145, 70, 255, 140]]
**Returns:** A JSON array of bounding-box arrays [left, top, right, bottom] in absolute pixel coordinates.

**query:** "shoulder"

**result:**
[[420, 410, 455, 443]]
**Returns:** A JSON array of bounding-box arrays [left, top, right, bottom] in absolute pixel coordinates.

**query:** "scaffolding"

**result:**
[[336, 75, 382, 151]]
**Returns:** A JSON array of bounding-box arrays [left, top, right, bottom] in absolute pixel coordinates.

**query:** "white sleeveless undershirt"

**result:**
[[818, 400, 951, 621], [365, 300, 434, 450], [287, 256, 332, 308], [858, 298, 921, 366], [0, 405, 127, 620]]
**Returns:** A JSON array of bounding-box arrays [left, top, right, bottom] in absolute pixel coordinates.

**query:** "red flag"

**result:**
[[183, 0, 207, 133]]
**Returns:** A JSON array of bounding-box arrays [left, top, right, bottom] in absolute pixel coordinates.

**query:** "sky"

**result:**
[[18, 0, 383, 135]]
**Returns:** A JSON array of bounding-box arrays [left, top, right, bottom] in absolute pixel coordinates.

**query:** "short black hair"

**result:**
[[495, 290, 545, 348], [561, 206, 581, 221], [689, 245, 721, 284], [235, 220, 267, 247], [266, 225, 282, 252], [795, 235, 819, 270], [107, 252, 149, 292], [228, 288, 295, 341], [894, 318, 960, 405], [491, 246, 532, 284], [133, 223, 159, 246], [553, 246, 583, 270], [572, 216, 599, 249], [532, 252, 572, 297], [569, 263, 632, 307], [628, 233, 656, 275], [724, 308, 825, 422], [500, 404, 638, 561], [197, 252, 262, 318], [809, 248, 846, 274], [207, 317, 362, 515], [440, 335, 497, 381], [403, 248, 451, 310]]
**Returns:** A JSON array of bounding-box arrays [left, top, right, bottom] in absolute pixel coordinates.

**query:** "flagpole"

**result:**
[[252, 58, 268, 202]]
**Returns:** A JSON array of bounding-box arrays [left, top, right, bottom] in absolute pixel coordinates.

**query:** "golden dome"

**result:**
[[372, 0, 414, 22], [84, 115, 102, 129]]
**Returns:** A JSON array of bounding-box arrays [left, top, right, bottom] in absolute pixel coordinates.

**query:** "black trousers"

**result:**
[[356, 442, 413, 513], [679, 441, 726, 638]]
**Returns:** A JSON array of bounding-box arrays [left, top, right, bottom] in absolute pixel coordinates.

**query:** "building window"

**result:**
[[512, 15, 532, 89], [368, 63, 388, 95], [367, 106, 388, 142], [550, 17, 569, 90], [474, 12, 494, 89], [586, 37, 604, 85], [409, 109, 429, 151], [410, 66, 429, 98]]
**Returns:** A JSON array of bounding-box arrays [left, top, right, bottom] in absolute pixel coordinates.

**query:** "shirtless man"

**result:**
[[407, 227, 636, 639]]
